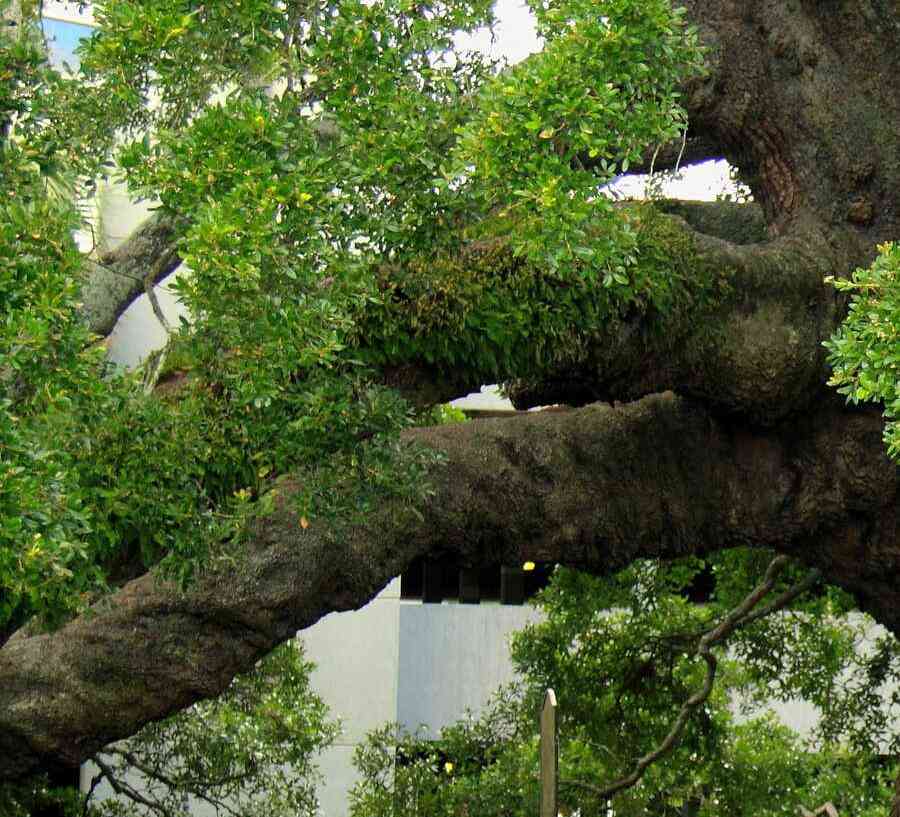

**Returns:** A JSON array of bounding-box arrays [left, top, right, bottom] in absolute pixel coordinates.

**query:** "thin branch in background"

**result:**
[[139, 270, 173, 394], [141, 346, 167, 394], [104, 746, 244, 817], [282, 0, 305, 93], [799, 802, 839, 817], [81, 769, 104, 817], [560, 555, 822, 802], [644, 142, 663, 199], [91, 755, 176, 817], [82, 219, 98, 256]]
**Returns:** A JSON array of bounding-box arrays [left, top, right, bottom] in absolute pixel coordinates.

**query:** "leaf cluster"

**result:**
[[826, 243, 900, 457]]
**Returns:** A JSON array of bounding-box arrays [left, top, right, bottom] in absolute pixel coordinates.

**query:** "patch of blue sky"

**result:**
[[41, 17, 93, 71]]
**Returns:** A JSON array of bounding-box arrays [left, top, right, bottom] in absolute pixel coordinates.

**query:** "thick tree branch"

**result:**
[[0, 392, 897, 782], [652, 199, 766, 244], [577, 216, 856, 424], [358, 201, 845, 420], [80, 212, 184, 337], [679, 0, 900, 238], [4, 3, 900, 793], [381, 206, 845, 423]]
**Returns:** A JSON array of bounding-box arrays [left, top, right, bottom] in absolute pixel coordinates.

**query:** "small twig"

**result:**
[[282, 0, 305, 94], [82, 219, 98, 256], [644, 142, 663, 198], [144, 273, 172, 335], [648, 142, 662, 178], [673, 126, 688, 176]]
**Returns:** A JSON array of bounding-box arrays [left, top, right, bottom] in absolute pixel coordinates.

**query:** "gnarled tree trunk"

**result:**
[[3, 0, 900, 803]]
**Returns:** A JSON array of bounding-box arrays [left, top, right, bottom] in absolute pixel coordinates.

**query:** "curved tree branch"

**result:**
[[373, 207, 848, 424], [97, 747, 244, 817], [91, 755, 175, 817], [0, 392, 896, 782], [560, 556, 822, 801], [80, 211, 185, 337]]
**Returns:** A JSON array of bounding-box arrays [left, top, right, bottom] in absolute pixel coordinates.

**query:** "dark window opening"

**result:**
[[401, 558, 554, 605]]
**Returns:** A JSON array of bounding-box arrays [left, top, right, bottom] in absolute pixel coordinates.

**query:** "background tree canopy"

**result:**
[[4, 0, 900, 811], [351, 557, 899, 817]]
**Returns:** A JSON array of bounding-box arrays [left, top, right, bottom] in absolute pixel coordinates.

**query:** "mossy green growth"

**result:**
[[357, 203, 725, 384]]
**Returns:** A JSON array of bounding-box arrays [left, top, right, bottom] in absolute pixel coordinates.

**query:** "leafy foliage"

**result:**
[[455, 0, 704, 272], [350, 555, 898, 817], [0, 2, 122, 629], [84, 640, 338, 817], [826, 243, 900, 457], [1, 0, 707, 633]]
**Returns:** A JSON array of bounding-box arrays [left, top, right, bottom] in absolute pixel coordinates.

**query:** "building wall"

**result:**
[[397, 601, 541, 739], [303, 585, 540, 815], [301, 578, 402, 815]]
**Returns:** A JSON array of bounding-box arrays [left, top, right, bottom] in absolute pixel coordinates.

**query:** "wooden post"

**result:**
[[540, 688, 558, 817]]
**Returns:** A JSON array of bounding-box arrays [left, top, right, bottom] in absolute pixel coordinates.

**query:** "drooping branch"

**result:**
[[0, 391, 897, 782], [561, 556, 822, 802], [80, 211, 184, 337]]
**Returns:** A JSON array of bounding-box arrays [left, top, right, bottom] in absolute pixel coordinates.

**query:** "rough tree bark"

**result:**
[[80, 212, 184, 337], [3, 0, 900, 795]]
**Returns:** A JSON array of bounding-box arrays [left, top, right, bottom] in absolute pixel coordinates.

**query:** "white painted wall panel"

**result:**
[[397, 601, 542, 737]]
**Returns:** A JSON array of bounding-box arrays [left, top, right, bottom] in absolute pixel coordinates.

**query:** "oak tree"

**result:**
[[4, 0, 900, 810]]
